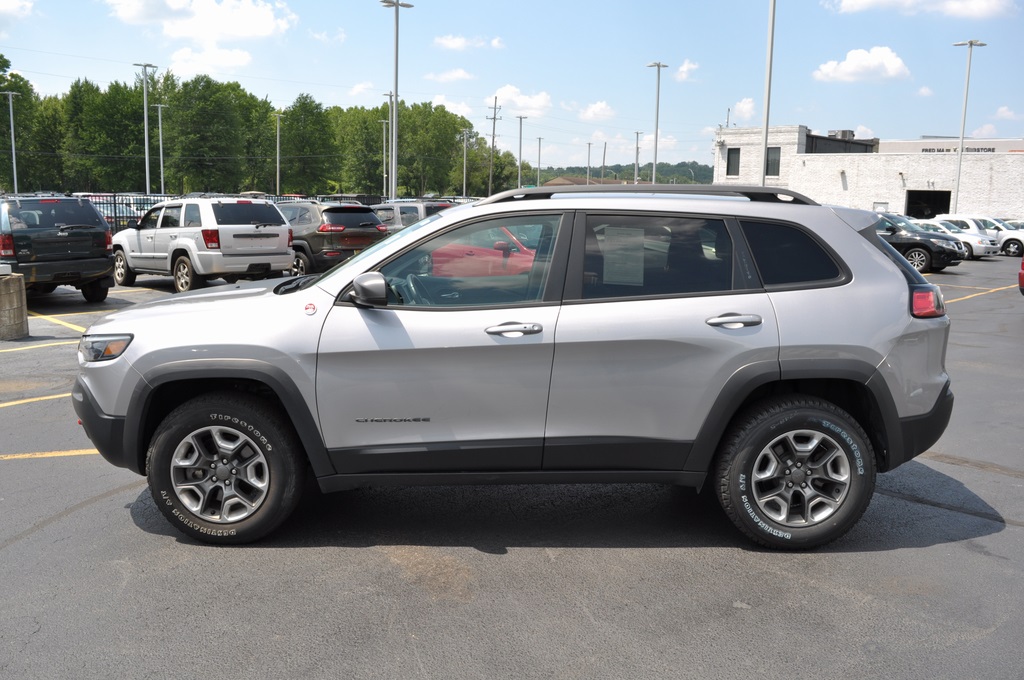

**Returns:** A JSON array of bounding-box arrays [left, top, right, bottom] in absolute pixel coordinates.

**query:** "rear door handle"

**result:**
[[706, 313, 763, 329], [486, 322, 543, 337]]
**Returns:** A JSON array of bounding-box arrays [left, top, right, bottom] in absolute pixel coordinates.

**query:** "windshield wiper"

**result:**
[[57, 224, 99, 233]]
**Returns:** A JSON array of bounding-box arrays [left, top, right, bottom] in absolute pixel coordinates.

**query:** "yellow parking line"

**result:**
[[0, 393, 71, 408], [0, 449, 98, 461], [945, 285, 1017, 303], [27, 311, 86, 333], [0, 340, 79, 353]]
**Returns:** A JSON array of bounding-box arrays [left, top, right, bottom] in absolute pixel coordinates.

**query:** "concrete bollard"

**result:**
[[0, 271, 30, 340]]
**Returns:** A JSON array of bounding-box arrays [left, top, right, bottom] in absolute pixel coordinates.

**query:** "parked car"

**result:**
[[976, 217, 1024, 257], [875, 212, 964, 272], [96, 203, 141, 231], [276, 200, 389, 274], [372, 200, 454, 232], [74, 185, 954, 550], [0, 194, 113, 302], [913, 218, 1000, 259], [112, 196, 293, 293]]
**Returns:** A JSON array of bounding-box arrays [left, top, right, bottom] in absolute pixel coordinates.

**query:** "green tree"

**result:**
[[61, 78, 105, 190], [0, 55, 39, 192], [280, 93, 338, 194], [166, 75, 245, 194]]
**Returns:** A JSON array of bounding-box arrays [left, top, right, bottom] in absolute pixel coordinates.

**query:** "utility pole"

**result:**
[[634, 131, 642, 184], [0, 91, 19, 193], [153, 104, 167, 194], [586, 142, 593, 184], [273, 112, 283, 195], [134, 62, 157, 194], [462, 128, 470, 197], [487, 97, 501, 195], [601, 142, 607, 181], [379, 118, 388, 197], [537, 137, 542, 186], [516, 115, 527, 187]]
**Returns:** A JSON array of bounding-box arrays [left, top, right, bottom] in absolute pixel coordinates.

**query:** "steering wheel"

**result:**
[[403, 274, 432, 305]]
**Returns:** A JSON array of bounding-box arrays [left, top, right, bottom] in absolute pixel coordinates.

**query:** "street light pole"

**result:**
[[537, 137, 542, 186], [760, 0, 776, 187], [134, 63, 157, 194], [647, 62, 667, 183], [517, 115, 527, 187], [0, 91, 19, 193], [953, 39, 986, 213], [153, 104, 167, 194], [586, 142, 592, 185], [379, 119, 388, 197], [381, 1, 412, 201], [462, 128, 470, 197], [273, 112, 283, 195]]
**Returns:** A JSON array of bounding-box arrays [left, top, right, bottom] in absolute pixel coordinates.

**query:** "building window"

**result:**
[[765, 147, 781, 177], [726, 148, 740, 176]]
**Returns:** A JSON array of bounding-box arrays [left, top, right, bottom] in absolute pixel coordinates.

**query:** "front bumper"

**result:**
[[71, 376, 138, 474]]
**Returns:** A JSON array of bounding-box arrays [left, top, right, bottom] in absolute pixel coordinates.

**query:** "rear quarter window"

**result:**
[[740, 220, 843, 286]]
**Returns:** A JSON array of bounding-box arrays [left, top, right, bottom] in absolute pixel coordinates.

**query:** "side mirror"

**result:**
[[349, 271, 388, 307], [886, 225, 899, 234]]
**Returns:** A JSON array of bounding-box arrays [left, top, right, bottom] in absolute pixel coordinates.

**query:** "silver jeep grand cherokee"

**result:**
[[72, 186, 953, 549]]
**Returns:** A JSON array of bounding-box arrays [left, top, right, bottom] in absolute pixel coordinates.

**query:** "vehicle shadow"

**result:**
[[128, 459, 1004, 553]]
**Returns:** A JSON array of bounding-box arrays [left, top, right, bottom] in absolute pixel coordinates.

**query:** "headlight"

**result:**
[[79, 334, 133, 362], [928, 239, 956, 249]]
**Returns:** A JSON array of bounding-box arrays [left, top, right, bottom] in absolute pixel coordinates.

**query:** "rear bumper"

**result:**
[[891, 381, 954, 469], [193, 252, 293, 276], [6, 257, 113, 286]]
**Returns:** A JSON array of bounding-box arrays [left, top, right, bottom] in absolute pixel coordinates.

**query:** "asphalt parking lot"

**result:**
[[2, 258, 1022, 680]]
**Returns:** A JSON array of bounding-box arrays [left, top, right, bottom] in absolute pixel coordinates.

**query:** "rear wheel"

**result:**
[[964, 243, 975, 260], [173, 256, 204, 293], [903, 247, 931, 272], [146, 392, 306, 544], [81, 280, 108, 303], [113, 250, 136, 286], [715, 396, 876, 549]]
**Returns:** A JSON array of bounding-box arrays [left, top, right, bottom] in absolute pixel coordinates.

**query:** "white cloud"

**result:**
[[972, 123, 998, 137], [918, 86, 933, 96], [579, 101, 615, 121], [855, 124, 875, 138], [823, 0, 1015, 18], [994, 106, 1020, 120], [0, 0, 31, 37], [425, 68, 474, 83], [434, 34, 500, 50], [106, 0, 297, 75], [433, 95, 471, 118], [733, 97, 756, 121], [348, 82, 373, 96], [813, 46, 910, 82], [490, 85, 552, 118], [674, 59, 699, 82], [309, 28, 345, 44]]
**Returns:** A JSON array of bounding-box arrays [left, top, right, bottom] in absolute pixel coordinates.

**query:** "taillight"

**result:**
[[375, 224, 388, 233], [911, 284, 945, 318], [318, 223, 345, 233], [0, 233, 13, 257], [201, 229, 221, 249], [105, 229, 112, 252], [288, 228, 293, 247]]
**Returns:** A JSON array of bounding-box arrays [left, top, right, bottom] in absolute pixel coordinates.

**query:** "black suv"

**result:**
[[0, 195, 114, 302], [875, 212, 964, 273], [277, 201, 389, 274]]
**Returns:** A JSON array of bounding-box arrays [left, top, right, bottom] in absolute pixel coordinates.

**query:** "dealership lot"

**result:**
[[2, 258, 1023, 679]]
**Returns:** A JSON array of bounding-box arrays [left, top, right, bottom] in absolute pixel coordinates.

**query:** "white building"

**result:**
[[712, 124, 1024, 218]]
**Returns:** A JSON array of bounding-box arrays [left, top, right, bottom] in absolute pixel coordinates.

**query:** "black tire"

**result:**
[[715, 396, 876, 550], [964, 243, 975, 260], [292, 250, 312, 276], [903, 247, 931, 272], [1003, 239, 1023, 257], [81, 280, 109, 303], [172, 255, 204, 293], [146, 392, 306, 544], [113, 250, 136, 286]]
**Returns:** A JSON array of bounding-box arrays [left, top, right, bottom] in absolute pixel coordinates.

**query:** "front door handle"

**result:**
[[485, 322, 543, 337], [706, 313, 763, 329]]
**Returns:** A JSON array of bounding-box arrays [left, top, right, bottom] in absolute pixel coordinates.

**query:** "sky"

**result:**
[[0, 0, 1021, 170]]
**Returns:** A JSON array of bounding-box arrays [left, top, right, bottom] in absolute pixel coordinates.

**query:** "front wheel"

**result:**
[[292, 251, 312, 276], [172, 256, 205, 293], [715, 396, 876, 549], [903, 247, 931, 272], [964, 243, 975, 260], [146, 392, 306, 544], [1003, 240, 1022, 257]]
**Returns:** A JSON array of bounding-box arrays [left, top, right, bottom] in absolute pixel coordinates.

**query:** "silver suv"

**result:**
[[73, 186, 953, 549], [112, 196, 293, 292]]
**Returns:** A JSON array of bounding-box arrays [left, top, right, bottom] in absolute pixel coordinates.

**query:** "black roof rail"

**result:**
[[477, 184, 819, 206]]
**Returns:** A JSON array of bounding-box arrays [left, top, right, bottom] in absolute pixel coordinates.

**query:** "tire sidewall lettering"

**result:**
[[208, 412, 273, 452]]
